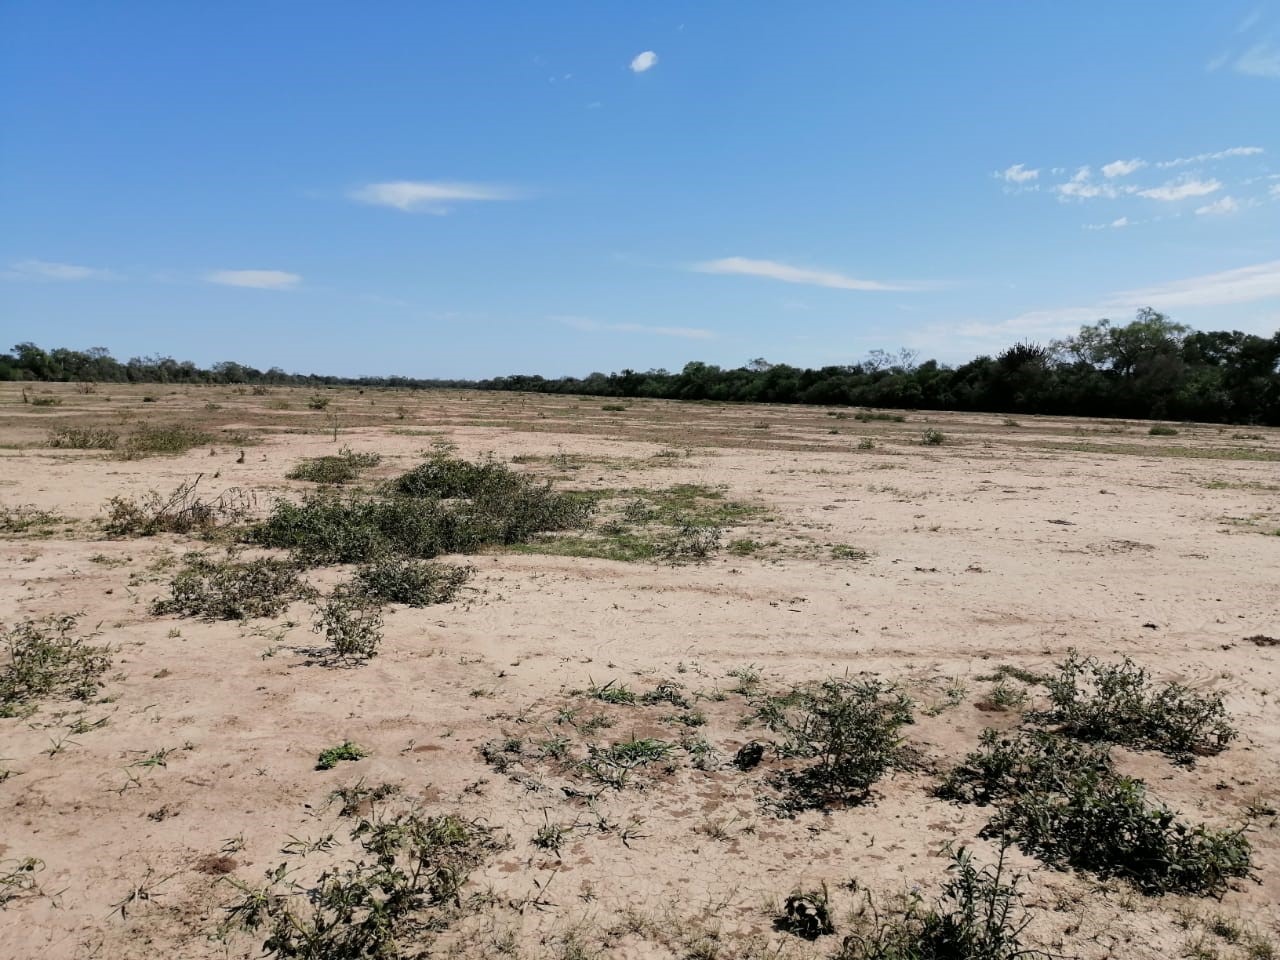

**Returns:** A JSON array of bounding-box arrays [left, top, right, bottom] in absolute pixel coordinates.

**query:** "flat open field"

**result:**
[[1, 382, 1278, 959]]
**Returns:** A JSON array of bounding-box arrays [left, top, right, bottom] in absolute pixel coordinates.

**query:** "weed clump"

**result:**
[[312, 595, 383, 661], [349, 558, 472, 606], [223, 807, 498, 958], [1, 615, 111, 717], [48, 426, 119, 450], [287, 447, 382, 485], [1035, 652, 1236, 761], [1149, 425, 1179, 436], [0, 504, 64, 535], [921, 428, 946, 446], [152, 553, 311, 620], [836, 845, 1052, 959], [756, 677, 914, 808]]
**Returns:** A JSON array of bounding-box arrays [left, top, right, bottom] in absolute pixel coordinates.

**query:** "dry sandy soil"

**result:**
[[1, 382, 1278, 960]]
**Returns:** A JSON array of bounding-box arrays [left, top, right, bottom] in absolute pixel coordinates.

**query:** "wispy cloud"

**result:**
[[1195, 195, 1240, 215], [1235, 41, 1280, 77], [206, 269, 300, 290], [1137, 178, 1222, 201], [998, 164, 1039, 184], [1106, 260, 1280, 309], [5, 259, 113, 281], [1156, 146, 1264, 168], [630, 50, 658, 73], [558, 316, 712, 340], [351, 180, 515, 214], [693, 256, 910, 291], [1054, 166, 1128, 200], [1085, 216, 1131, 231], [1101, 158, 1146, 178]]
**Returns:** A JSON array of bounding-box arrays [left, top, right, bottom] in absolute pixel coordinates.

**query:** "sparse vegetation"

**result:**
[[921, 428, 946, 446], [312, 594, 384, 661], [151, 553, 311, 620], [0, 504, 64, 535], [1149, 425, 1179, 436], [1, 615, 111, 717], [1034, 651, 1236, 761], [223, 807, 498, 957], [104, 476, 253, 537], [117, 423, 213, 459]]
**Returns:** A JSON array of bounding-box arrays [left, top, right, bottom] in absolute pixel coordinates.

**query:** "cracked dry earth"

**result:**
[[1, 382, 1278, 959]]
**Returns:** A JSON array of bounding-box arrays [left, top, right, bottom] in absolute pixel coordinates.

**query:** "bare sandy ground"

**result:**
[[1, 383, 1277, 959]]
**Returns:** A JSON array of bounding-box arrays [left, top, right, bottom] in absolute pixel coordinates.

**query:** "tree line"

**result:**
[[5, 309, 1278, 424]]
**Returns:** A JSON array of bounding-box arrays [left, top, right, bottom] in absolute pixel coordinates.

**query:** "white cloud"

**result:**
[[693, 256, 910, 291], [998, 164, 1039, 184], [6, 259, 113, 281], [558, 316, 711, 340], [1101, 158, 1146, 178], [630, 50, 658, 73], [1137, 178, 1222, 201], [1236, 41, 1280, 77], [1054, 166, 1127, 200], [206, 270, 300, 290], [1106, 260, 1280, 309], [1271, 183, 1280, 199], [1156, 146, 1264, 168], [351, 180, 514, 213], [1195, 195, 1240, 215]]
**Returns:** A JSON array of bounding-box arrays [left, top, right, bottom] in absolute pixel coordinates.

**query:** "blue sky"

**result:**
[[2, 2, 1278, 378]]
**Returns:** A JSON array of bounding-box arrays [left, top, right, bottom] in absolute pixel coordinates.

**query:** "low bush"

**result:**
[[921, 428, 946, 446], [1035, 652, 1236, 761], [48, 426, 119, 450], [223, 807, 497, 958], [349, 557, 472, 606], [315, 741, 368, 770], [1, 615, 111, 716], [152, 553, 311, 620], [0, 504, 64, 535], [1149, 425, 1179, 436], [756, 677, 914, 808], [287, 447, 382, 485]]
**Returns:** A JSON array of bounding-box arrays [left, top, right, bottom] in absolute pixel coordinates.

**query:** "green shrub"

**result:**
[[836, 846, 1049, 959], [152, 553, 310, 620], [223, 808, 497, 958], [1036, 652, 1236, 761], [1149, 425, 1179, 436], [659, 522, 722, 563], [921, 428, 946, 446], [307, 395, 331, 410], [287, 447, 382, 484], [349, 558, 472, 606], [1, 615, 111, 716], [30, 395, 62, 407], [756, 678, 914, 808], [601, 404, 627, 412], [941, 729, 1252, 895], [48, 426, 119, 450], [0, 504, 64, 535], [312, 595, 383, 661]]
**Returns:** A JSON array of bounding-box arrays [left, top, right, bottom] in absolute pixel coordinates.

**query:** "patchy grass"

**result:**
[[0, 504, 67, 536], [48, 426, 119, 450], [315, 741, 368, 770], [1, 615, 111, 717], [116, 423, 213, 459]]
